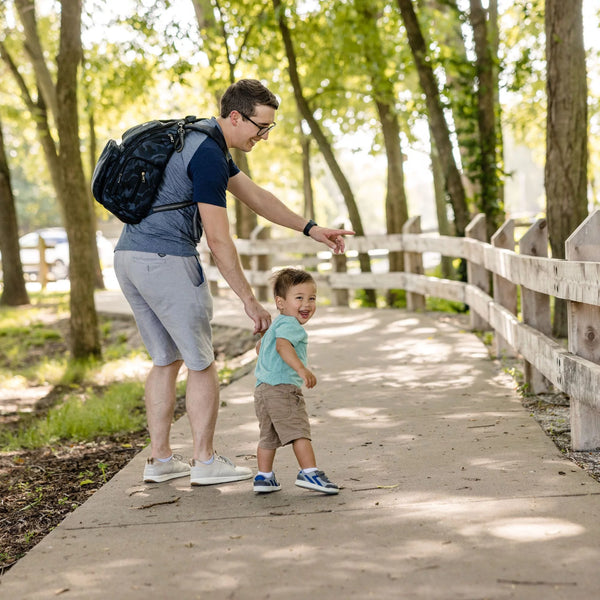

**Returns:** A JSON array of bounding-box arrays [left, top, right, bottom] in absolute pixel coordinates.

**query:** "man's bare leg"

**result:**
[[145, 360, 183, 459], [186, 362, 220, 462]]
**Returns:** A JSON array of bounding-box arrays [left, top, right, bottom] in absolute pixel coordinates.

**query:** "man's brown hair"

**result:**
[[220, 79, 279, 118]]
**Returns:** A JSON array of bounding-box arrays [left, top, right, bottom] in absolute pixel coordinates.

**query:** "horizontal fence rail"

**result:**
[[200, 210, 600, 452]]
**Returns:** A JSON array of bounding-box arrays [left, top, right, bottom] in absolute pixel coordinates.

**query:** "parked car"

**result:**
[[9, 227, 114, 281]]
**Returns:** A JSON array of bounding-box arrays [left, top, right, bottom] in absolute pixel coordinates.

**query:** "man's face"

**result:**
[[236, 105, 277, 152]]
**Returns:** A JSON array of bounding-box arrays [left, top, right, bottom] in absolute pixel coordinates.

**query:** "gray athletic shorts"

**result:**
[[114, 251, 214, 371]]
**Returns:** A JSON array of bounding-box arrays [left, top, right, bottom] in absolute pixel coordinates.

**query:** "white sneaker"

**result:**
[[190, 454, 252, 486], [143, 454, 190, 483]]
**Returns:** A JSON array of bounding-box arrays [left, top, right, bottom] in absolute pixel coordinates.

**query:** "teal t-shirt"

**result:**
[[255, 314, 307, 388]]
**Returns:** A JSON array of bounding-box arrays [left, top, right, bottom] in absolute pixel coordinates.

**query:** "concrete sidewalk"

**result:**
[[2, 292, 600, 599]]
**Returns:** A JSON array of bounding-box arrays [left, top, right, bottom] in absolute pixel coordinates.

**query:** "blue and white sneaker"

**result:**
[[253, 473, 282, 493], [295, 470, 339, 495]]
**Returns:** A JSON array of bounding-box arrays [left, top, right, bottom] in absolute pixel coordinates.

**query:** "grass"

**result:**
[[0, 292, 152, 451], [0, 290, 252, 452], [0, 381, 147, 450]]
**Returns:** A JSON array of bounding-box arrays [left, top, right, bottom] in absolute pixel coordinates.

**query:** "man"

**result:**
[[114, 79, 353, 486]]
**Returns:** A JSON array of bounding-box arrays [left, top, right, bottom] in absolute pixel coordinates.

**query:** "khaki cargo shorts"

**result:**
[[254, 383, 312, 449]]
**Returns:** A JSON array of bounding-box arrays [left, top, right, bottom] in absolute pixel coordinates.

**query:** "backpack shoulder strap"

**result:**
[[185, 120, 229, 157]]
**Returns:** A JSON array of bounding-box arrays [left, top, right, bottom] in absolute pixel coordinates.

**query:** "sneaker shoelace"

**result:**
[[313, 471, 336, 486], [214, 453, 235, 467]]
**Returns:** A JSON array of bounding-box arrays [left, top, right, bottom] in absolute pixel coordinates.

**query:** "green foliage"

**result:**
[[2, 0, 598, 247], [353, 288, 378, 308], [1, 294, 61, 384], [425, 296, 466, 313], [387, 288, 407, 309], [0, 382, 146, 450]]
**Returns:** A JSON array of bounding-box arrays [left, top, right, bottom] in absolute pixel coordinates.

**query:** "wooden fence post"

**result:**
[[519, 219, 552, 394], [38, 236, 48, 290], [465, 214, 490, 331], [565, 210, 600, 450], [331, 252, 349, 307], [491, 219, 517, 357], [403, 216, 425, 311], [250, 225, 270, 302]]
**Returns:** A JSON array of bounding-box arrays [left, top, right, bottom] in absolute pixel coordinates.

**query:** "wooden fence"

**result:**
[[201, 210, 600, 452]]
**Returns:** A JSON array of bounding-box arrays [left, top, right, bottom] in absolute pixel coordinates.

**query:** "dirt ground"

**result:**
[[1, 311, 599, 576], [0, 313, 256, 575]]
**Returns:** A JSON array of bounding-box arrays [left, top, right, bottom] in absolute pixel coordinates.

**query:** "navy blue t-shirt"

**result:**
[[115, 118, 240, 256]]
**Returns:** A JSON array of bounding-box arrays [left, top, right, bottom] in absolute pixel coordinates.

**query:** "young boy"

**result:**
[[253, 268, 339, 494]]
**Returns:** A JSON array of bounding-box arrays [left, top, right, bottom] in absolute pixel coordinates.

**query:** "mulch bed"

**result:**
[[0, 432, 148, 574]]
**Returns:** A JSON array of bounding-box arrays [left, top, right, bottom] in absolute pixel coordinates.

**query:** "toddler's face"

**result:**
[[276, 282, 317, 325]]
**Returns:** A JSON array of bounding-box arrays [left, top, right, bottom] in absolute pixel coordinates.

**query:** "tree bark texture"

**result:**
[[6, 0, 101, 357], [470, 0, 504, 239], [0, 116, 30, 306], [429, 0, 478, 203], [56, 0, 101, 357], [429, 124, 455, 279], [545, 0, 587, 337], [300, 130, 315, 221], [396, 0, 470, 238]]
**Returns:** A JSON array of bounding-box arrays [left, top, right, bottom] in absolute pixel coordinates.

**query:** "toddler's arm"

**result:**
[[275, 337, 317, 388]]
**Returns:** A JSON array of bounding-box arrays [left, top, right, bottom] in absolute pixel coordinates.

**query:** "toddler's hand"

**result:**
[[300, 367, 317, 389]]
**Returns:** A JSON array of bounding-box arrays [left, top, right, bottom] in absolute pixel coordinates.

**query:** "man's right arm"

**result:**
[[198, 202, 271, 335]]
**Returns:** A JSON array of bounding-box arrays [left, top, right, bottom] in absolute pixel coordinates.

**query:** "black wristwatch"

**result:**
[[303, 219, 318, 236]]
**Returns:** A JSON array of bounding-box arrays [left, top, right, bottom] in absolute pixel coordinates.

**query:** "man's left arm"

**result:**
[[227, 171, 354, 255]]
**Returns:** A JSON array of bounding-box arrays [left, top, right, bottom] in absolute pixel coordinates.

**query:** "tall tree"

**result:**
[[429, 125, 455, 278], [4, 0, 101, 358], [469, 0, 504, 238], [0, 114, 30, 306], [545, 0, 588, 337], [299, 122, 316, 221], [353, 0, 410, 306], [272, 0, 376, 305], [424, 0, 477, 204], [396, 0, 470, 239]]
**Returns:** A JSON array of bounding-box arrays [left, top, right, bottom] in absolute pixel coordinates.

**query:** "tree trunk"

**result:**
[[14, 0, 60, 125], [396, 0, 470, 238], [488, 0, 505, 208], [86, 106, 105, 289], [470, 0, 504, 239], [231, 148, 258, 251], [428, 0, 478, 203], [272, 0, 376, 305], [0, 116, 30, 306], [545, 0, 588, 337], [429, 125, 455, 279], [56, 0, 101, 358], [7, 0, 101, 357], [377, 99, 408, 306], [300, 127, 315, 221], [354, 0, 409, 306]]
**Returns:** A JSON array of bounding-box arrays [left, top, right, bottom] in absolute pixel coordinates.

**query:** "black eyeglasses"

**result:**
[[239, 111, 276, 136]]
